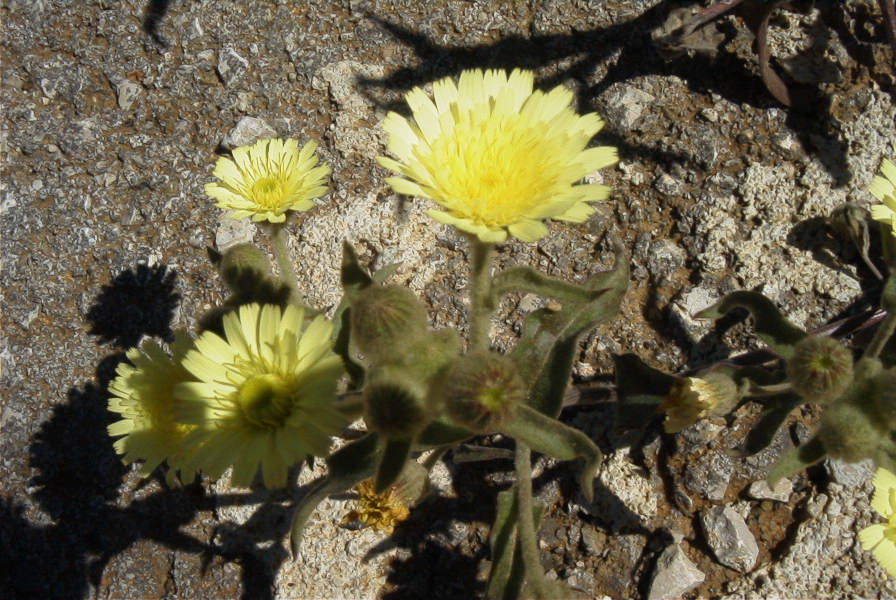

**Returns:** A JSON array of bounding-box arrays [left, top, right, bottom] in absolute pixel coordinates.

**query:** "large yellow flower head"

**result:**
[[107, 333, 196, 483], [869, 146, 896, 238], [174, 303, 347, 488], [204, 138, 331, 223], [859, 467, 896, 578], [377, 69, 618, 243]]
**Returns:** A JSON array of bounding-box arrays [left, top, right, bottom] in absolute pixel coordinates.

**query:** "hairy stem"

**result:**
[[468, 238, 495, 352], [268, 222, 302, 304], [864, 311, 896, 360], [514, 440, 546, 598]]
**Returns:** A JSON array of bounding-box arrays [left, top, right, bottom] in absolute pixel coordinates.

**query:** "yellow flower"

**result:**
[[657, 373, 737, 434], [107, 333, 196, 482], [174, 303, 346, 488], [204, 138, 331, 223], [870, 147, 896, 237], [859, 467, 896, 578], [377, 69, 618, 243], [341, 478, 410, 534]]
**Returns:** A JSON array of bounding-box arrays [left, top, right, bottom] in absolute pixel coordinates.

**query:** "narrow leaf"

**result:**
[[374, 437, 412, 493], [289, 433, 378, 557], [729, 394, 803, 457], [485, 489, 522, 600], [416, 418, 474, 447], [512, 247, 628, 417], [492, 266, 598, 304], [500, 405, 602, 502], [767, 435, 826, 488], [695, 290, 807, 359]]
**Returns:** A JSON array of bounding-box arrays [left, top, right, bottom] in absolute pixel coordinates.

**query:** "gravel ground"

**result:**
[[1, 1, 895, 599]]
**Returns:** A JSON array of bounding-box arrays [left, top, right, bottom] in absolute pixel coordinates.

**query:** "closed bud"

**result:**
[[817, 402, 881, 462], [363, 366, 430, 439], [870, 368, 896, 429], [220, 243, 274, 288], [787, 336, 853, 403], [432, 352, 525, 433], [351, 285, 429, 362]]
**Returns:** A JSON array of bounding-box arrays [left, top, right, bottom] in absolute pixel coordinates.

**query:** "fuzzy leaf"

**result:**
[[374, 437, 412, 493], [695, 290, 807, 359], [500, 405, 602, 502], [492, 266, 598, 305], [729, 393, 803, 457], [882, 274, 896, 314], [767, 435, 826, 488], [485, 488, 544, 600], [451, 444, 515, 463], [289, 433, 378, 557], [512, 248, 628, 417], [416, 418, 475, 447], [614, 353, 676, 429]]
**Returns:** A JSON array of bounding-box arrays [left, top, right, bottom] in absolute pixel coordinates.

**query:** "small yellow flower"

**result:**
[[107, 333, 196, 482], [657, 373, 737, 434], [174, 303, 346, 488], [342, 478, 410, 534], [859, 467, 896, 578], [869, 146, 896, 238], [377, 69, 618, 243], [204, 138, 331, 223]]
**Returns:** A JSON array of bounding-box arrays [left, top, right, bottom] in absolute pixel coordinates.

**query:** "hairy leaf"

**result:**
[[730, 394, 803, 457], [767, 435, 826, 488], [512, 247, 628, 417], [501, 405, 602, 502], [289, 433, 378, 557], [374, 437, 413, 493], [695, 290, 807, 359]]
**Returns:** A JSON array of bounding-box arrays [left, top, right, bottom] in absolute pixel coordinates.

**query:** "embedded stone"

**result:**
[[647, 542, 705, 600], [700, 505, 759, 572]]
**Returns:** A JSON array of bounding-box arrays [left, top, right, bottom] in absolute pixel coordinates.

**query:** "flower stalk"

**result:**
[[267, 221, 303, 305], [469, 238, 494, 352]]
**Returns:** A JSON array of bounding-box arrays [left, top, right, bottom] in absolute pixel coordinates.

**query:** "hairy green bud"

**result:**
[[363, 366, 431, 440], [870, 368, 896, 429], [817, 401, 881, 462], [220, 243, 273, 287], [351, 285, 429, 362], [787, 336, 854, 403], [432, 352, 526, 433]]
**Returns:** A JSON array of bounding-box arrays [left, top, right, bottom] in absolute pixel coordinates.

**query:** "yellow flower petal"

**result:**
[[378, 68, 617, 243], [205, 138, 331, 223], [870, 150, 896, 238], [175, 303, 346, 489]]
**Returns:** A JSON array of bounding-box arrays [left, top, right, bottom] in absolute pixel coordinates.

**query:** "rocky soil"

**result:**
[[1, 1, 895, 599]]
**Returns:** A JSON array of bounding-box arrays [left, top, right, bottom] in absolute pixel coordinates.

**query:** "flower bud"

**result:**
[[432, 352, 525, 433], [870, 368, 896, 429], [657, 371, 738, 434], [219, 243, 274, 289], [817, 401, 881, 462], [363, 366, 430, 439], [787, 336, 853, 403], [351, 285, 429, 363]]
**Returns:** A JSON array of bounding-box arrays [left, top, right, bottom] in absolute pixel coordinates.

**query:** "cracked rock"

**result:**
[[683, 450, 733, 502], [647, 542, 705, 600], [700, 505, 759, 572], [220, 116, 278, 150]]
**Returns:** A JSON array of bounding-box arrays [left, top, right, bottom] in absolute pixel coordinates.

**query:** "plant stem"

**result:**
[[514, 440, 547, 598], [468, 237, 494, 352], [268, 222, 302, 304]]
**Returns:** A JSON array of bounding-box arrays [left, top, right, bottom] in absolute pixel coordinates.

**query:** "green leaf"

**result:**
[[729, 394, 803, 457], [492, 266, 599, 304], [374, 437, 412, 493], [511, 247, 628, 417], [500, 405, 602, 502], [289, 433, 378, 557], [485, 488, 544, 600], [882, 274, 896, 314], [695, 291, 807, 360], [767, 435, 826, 488], [416, 418, 474, 447], [613, 353, 676, 429], [451, 444, 515, 463]]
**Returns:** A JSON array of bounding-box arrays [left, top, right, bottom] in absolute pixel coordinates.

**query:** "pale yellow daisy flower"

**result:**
[[107, 333, 196, 481], [377, 69, 618, 243], [859, 467, 896, 578], [870, 146, 896, 238], [174, 303, 346, 488], [204, 138, 331, 223], [657, 373, 737, 433]]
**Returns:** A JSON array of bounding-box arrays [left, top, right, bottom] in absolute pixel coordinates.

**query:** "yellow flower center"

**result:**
[[426, 115, 562, 227], [477, 386, 505, 414], [250, 176, 288, 210], [238, 373, 293, 429]]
